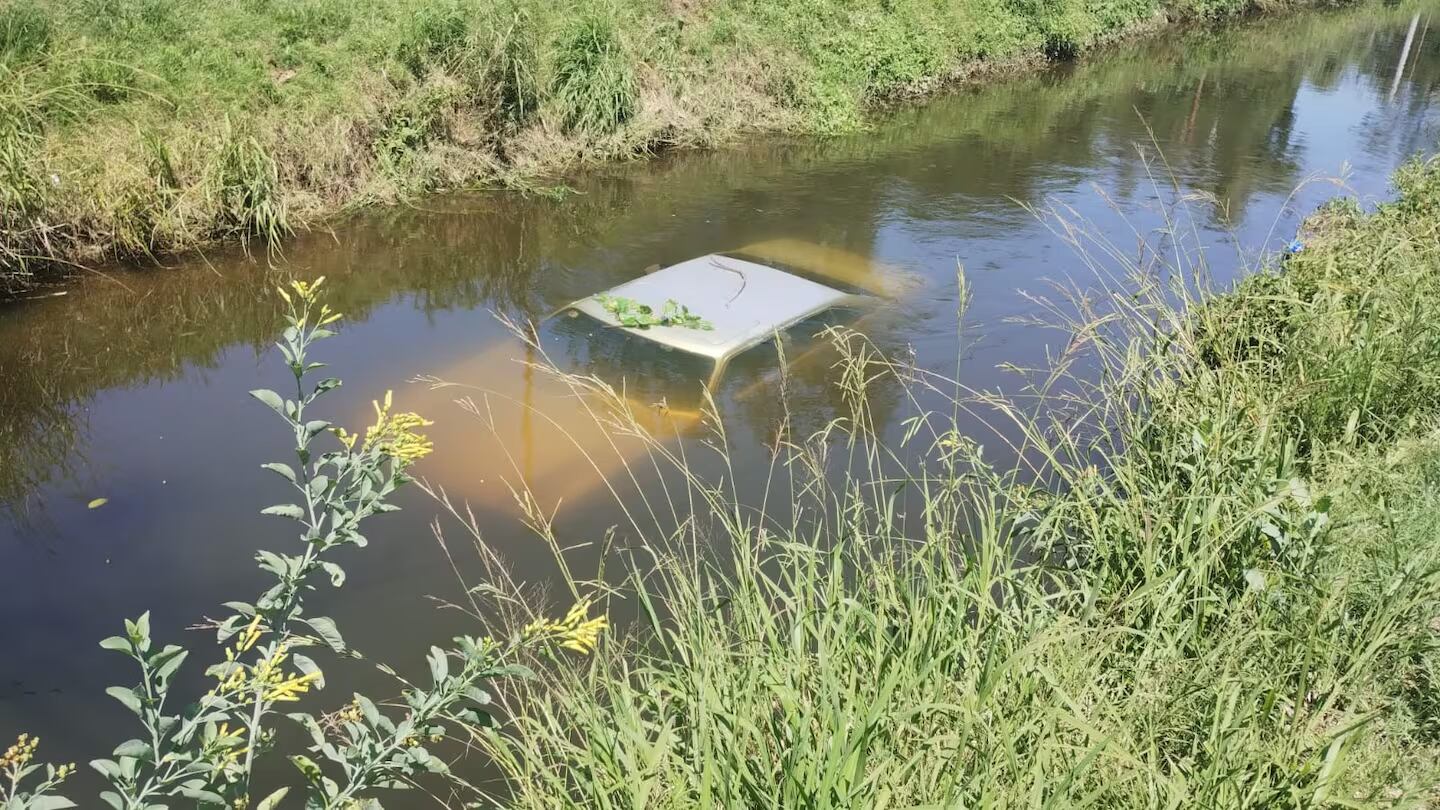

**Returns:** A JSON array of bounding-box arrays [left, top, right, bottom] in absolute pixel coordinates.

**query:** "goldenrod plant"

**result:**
[[1, 735, 74, 810], [0, 278, 605, 809]]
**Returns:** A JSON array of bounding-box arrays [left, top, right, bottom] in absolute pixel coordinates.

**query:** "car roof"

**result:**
[[566, 255, 867, 364]]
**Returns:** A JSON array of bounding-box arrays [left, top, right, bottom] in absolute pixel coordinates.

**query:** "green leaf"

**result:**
[[311, 378, 341, 398], [256, 550, 290, 579], [289, 753, 325, 784], [205, 661, 241, 681], [291, 653, 325, 690], [31, 797, 79, 810], [288, 713, 327, 747], [255, 788, 291, 810], [152, 646, 189, 683], [176, 784, 226, 804], [426, 646, 449, 684], [91, 758, 123, 780], [113, 739, 151, 760], [406, 745, 447, 773], [494, 662, 536, 680], [320, 561, 345, 587], [459, 707, 495, 728], [250, 389, 286, 415], [261, 504, 306, 521], [355, 694, 382, 726], [597, 294, 713, 330], [302, 616, 345, 652], [260, 462, 297, 483], [106, 686, 143, 716], [99, 635, 131, 653]]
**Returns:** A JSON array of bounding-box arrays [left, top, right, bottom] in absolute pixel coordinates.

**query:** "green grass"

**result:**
[[425, 160, 1440, 806], [0, 0, 1368, 291]]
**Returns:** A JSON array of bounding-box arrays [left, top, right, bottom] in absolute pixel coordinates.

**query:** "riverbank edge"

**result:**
[[0, 0, 1367, 295]]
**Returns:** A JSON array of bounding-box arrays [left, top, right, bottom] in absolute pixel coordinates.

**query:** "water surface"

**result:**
[[3, 4, 1439, 777]]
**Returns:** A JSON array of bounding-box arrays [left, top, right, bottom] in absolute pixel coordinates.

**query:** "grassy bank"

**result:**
[[0, 0, 1361, 291], [428, 160, 1440, 805]]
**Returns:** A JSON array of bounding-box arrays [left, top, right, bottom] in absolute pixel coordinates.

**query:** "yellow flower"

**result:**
[[237, 615, 263, 652], [0, 733, 39, 770], [355, 390, 433, 464], [334, 700, 364, 725], [218, 663, 248, 693], [332, 426, 359, 451], [524, 599, 609, 655], [263, 669, 322, 702], [289, 276, 326, 303]]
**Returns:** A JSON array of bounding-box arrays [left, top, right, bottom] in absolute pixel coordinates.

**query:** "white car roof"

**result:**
[[567, 255, 866, 364]]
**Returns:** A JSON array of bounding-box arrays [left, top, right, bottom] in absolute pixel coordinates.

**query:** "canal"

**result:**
[[2, 2, 1438, 778]]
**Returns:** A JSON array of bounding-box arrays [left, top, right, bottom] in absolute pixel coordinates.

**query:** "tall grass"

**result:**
[[210, 122, 291, 246], [0, 2, 53, 65], [423, 159, 1440, 806], [551, 14, 636, 135], [0, 0, 1392, 290]]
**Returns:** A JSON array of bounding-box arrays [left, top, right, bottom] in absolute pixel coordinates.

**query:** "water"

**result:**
[[3, 4, 1439, 782]]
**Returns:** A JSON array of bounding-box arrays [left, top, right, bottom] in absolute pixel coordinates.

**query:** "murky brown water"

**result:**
[[3, 4, 1440, 780]]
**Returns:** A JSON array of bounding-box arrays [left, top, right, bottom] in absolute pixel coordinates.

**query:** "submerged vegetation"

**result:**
[[0, 0, 1383, 290], [416, 159, 1440, 805]]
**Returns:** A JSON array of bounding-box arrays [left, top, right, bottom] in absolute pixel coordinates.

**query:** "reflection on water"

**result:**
[[2, 3, 1439, 773]]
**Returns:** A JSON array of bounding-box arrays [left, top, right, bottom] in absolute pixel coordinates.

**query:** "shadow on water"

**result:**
[[2, 2, 1440, 778]]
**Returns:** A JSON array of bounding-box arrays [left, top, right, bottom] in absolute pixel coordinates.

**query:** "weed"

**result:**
[[0, 2, 53, 66], [551, 13, 636, 135], [595, 294, 714, 329], [395, 0, 474, 77], [482, 2, 542, 129], [209, 122, 290, 245]]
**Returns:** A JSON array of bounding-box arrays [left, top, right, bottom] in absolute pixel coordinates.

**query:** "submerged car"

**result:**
[[398, 240, 912, 514]]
